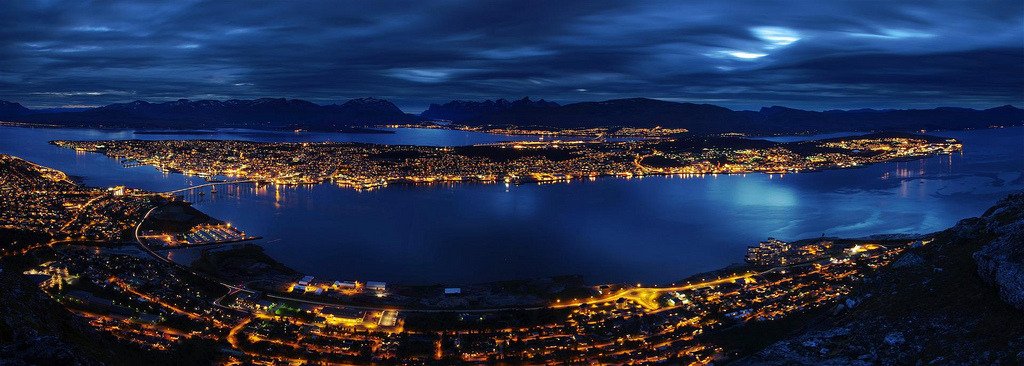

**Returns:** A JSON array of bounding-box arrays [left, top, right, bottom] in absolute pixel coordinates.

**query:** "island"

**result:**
[[51, 132, 962, 190]]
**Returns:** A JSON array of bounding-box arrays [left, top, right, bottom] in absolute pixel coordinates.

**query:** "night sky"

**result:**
[[2, 0, 1022, 111]]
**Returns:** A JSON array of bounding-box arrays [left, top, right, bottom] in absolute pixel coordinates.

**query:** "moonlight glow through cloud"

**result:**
[[751, 27, 801, 47], [0, 0, 1020, 111], [725, 51, 769, 59]]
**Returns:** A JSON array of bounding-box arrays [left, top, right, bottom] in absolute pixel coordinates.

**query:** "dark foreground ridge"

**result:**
[[734, 193, 1024, 365]]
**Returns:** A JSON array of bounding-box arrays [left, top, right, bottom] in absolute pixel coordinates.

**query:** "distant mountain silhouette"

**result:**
[[0, 100, 31, 117], [0, 97, 417, 130], [421, 97, 560, 122], [0, 96, 1020, 134], [423, 97, 1024, 134]]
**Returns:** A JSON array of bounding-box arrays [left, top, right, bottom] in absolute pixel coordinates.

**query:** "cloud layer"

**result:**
[[1, 0, 1021, 111]]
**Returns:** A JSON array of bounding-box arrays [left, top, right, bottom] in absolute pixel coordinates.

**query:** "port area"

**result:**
[[137, 201, 260, 250]]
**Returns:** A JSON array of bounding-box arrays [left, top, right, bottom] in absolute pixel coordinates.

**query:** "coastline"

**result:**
[[48, 131, 964, 190], [6, 119, 1021, 139], [4, 146, 1021, 364]]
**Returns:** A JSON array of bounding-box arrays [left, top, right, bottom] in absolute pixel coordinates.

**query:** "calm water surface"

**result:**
[[1, 125, 1021, 285]]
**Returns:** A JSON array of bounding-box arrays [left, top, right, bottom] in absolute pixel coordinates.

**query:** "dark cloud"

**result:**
[[1, 0, 1021, 111]]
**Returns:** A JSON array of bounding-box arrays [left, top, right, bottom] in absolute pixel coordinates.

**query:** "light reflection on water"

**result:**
[[0, 125, 1021, 285]]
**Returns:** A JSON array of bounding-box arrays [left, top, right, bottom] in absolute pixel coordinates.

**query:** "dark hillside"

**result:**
[[734, 193, 1024, 365]]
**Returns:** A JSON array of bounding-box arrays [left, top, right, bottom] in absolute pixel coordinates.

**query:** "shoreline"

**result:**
[[6, 120, 1020, 140], [49, 131, 964, 191], [5, 146, 1021, 363], [0, 149, 970, 306], [174, 226, 933, 312], [377, 122, 1023, 139]]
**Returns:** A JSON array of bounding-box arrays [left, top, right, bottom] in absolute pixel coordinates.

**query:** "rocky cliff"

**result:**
[[973, 194, 1024, 310], [734, 192, 1024, 365]]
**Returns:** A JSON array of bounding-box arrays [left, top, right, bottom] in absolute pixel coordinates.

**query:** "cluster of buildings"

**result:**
[[139, 223, 252, 249], [746, 238, 834, 266], [821, 136, 963, 157], [230, 291, 401, 330], [28, 247, 241, 351], [0, 154, 154, 252], [13, 209, 914, 364], [289, 275, 387, 298], [382, 124, 689, 138], [13, 196, 919, 364], [50, 133, 961, 192], [1, 151, 944, 364], [210, 236, 911, 364]]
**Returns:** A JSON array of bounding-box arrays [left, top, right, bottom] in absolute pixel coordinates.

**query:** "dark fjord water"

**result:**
[[1, 126, 1021, 285]]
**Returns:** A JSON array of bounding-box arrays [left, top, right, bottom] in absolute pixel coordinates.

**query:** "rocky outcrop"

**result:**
[[973, 193, 1024, 310], [734, 192, 1024, 365]]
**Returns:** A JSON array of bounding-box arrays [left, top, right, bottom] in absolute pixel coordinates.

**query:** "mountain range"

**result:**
[[424, 97, 1023, 134], [0, 98, 417, 130], [1, 97, 1021, 135]]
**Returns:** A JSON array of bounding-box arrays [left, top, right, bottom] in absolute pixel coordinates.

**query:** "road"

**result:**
[[133, 204, 254, 295], [552, 272, 755, 310]]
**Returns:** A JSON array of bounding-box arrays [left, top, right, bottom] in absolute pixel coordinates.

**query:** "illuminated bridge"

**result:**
[[161, 180, 257, 195]]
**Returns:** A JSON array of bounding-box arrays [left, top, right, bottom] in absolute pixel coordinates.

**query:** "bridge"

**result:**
[[161, 180, 258, 195]]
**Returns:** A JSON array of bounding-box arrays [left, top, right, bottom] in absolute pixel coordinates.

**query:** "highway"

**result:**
[[550, 260, 833, 312]]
